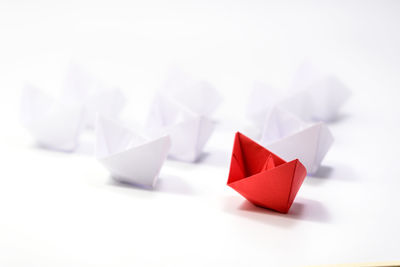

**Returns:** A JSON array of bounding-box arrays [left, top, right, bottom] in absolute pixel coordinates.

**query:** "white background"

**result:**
[[1, 1, 400, 266]]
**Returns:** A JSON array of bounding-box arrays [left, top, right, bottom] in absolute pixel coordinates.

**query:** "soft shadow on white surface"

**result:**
[[108, 179, 154, 190], [155, 175, 196, 195], [308, 165, 334, 178], [104, 179, 156, 200], [306, 163, 357, 185], [32, 140, 94, 156], [285, 198, 331, 223], [196, 149, 231, 167], [163, 159, 202, 171], [223, 196, 331, 227], [75, 138, 95, 156], [27, 130, 96, 156], [30, 143, 77, 156], [108, 175, 196, 195], [326, 112, 351, 124]]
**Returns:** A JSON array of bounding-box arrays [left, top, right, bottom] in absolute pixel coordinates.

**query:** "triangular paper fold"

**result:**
[[227, 132, 307, 213], [96, 116, 171, 187], [146, 91, 216, 162], [260, 107, 334, 174]]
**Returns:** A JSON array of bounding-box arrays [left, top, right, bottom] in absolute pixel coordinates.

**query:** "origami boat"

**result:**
[[161, 68, 222, 116], [146, 92, 215, 162], [246, 62, 350, 126], [260, 107, 334, 174], [96, 116, 171, 187], [145, 70, 221, 162], [64, 63, 126, 129], [284, 62, 351, 122], [21, 64, 125, 152], [227, 132, 307, 213], [21, 84, 85, 151]]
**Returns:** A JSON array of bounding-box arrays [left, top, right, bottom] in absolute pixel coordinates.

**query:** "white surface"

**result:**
[[1, 1, 400, 266]]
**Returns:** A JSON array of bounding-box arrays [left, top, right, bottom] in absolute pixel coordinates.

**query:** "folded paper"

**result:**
[[147, 93, 215, 162], [21, 84, 85, 151], [64, 64, 126, 129], [161, 68, 222, 116], [21, 64, 125, 152], [96, 116, 171, 187], [246, 63, 351, 127], [260, 107, 334, 174], [146, 70, 220, 162], [227, 132, 307, 213], [285, 62, 351, 121], [246, 82, 283, 129]]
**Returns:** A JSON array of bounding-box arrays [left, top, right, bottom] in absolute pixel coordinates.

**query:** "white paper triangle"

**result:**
[[146, 84, 217, 162], [260, 108, 334, 174], [96, 116, 171, 187]]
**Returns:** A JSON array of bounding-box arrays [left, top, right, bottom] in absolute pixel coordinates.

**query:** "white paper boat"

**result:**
[[64, 64, 126, 129], [260, 107, 334, 174], [96, 116, 171, 187], [246, 63, 350, 126], [284, 62, 351, 121], [146, 93, 215, 162], [21, 84, 85, 151], [161, 68, 222, 116], [146, 70, 220, 162], [246, 82, 283, 129]]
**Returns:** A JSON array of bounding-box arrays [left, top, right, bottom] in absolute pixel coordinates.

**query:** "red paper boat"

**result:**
[[227, 132, 307, 213]]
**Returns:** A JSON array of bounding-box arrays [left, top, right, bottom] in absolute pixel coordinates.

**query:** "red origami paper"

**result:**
[[227, 132, 307, 213]]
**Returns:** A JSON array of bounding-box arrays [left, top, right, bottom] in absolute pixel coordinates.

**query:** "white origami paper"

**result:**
[[285, 62, 351, 121], [161, 68, 222, 116], [63, 64, 126, 129], [146, 70, 221, 162], [147, 93, 215, 162], [96, 116, 171, 187], [260, 107, 334, 174], [247, 63, 351, 127], [246, 82, 283, 130], [21, 84, 85, 151], [21, 64, 125, 152]]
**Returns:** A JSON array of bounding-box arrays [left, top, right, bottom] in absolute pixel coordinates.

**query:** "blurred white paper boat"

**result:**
[[260, 107, 334, 174], [147, 93, 215, 162], [64, 64, 126, 129], [146, 70, 220, 162], [247, 63, 350, 127], [96, 116, 171, 187], [161, 68, 222, 116], [246, 82, 282, 129], [21, 84, 85, 151], [284, 62, 351, 122], [21, 64, 125, 152]]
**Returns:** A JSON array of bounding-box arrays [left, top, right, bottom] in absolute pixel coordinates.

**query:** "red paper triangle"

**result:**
[[227, 132, 307, 213]]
